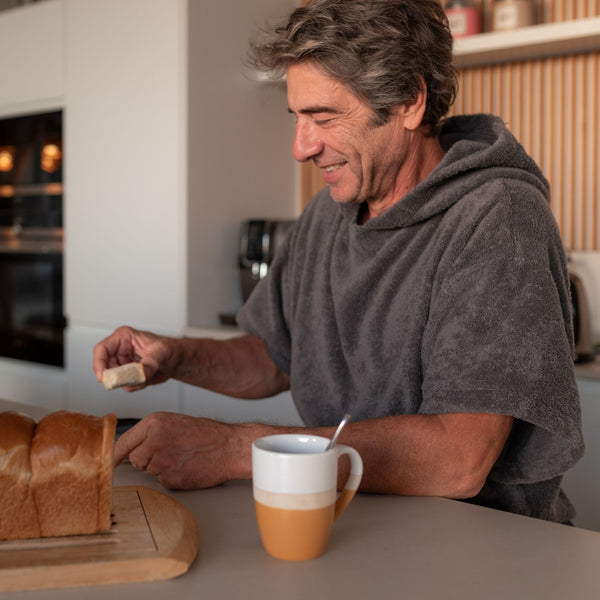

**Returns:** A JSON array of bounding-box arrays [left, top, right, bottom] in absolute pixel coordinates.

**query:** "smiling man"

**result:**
[[93, 0, 583, 523]]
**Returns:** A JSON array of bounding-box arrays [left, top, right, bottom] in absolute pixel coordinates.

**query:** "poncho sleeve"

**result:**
[[420, 180, 584, 483]]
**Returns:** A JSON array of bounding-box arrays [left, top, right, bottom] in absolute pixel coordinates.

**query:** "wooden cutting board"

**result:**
[[0, 485, 199, 592]]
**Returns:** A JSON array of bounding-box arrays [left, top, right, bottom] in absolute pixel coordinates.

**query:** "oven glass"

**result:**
[[0, 250, 64, 366], [0, 110, 64, 367]]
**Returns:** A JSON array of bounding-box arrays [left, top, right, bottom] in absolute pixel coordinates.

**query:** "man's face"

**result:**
[[287, 62, 413, 208]]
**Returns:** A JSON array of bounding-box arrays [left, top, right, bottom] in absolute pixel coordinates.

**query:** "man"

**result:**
[[93, 0, 583, 522]]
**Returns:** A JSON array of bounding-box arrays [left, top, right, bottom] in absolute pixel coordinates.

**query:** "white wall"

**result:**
[[186, 0, 297, 325]]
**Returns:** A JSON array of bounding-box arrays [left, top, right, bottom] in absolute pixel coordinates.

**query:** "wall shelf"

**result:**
[[454, 15, 600, 68]]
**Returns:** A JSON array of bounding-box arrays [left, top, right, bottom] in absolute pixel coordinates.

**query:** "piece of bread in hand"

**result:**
[[102, 362, 146, 390], [30, 411, 117, 537], [0, 412, 41, 540]]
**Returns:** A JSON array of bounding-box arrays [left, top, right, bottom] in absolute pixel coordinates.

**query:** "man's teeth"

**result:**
[[323, 163, 343, 173]]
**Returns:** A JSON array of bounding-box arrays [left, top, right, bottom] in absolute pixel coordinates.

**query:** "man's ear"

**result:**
[[402, 79, 428, 131]]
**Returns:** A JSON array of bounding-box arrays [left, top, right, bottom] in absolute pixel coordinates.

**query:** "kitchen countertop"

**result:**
[[575, 355, 600, 380], [184, 325, 243, 340], [3, 399, 600, 598]]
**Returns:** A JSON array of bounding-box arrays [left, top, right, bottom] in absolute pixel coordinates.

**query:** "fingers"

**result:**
[[129, 450, 156, 473], [114, 416, 170, 479], [92, 343, 110, 382], [112, 413, 239, 490], [113, 420, 149, 467], [93, 327, 167, 388], [93, 326, 140, 381]]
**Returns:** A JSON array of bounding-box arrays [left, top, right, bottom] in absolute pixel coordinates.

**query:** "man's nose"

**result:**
[[293, 120, 322, 162]]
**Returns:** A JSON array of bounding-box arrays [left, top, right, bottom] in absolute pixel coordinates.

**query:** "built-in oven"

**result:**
[[0, 110, 64, 367], [0, 232, 64, 366]]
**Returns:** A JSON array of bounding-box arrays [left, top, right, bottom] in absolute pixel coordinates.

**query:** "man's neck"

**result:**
[[360, 134, 446, 224]]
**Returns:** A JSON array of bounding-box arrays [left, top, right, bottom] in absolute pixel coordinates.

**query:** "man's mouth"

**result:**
[[321, 162, 345, 173]]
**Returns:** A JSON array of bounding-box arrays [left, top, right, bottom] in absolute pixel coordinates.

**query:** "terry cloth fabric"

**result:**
[[237, 113, 584, 523]]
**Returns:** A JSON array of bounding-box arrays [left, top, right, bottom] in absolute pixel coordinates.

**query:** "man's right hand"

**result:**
[[93, 326, 178, 391], [94, 328, 289, 398]]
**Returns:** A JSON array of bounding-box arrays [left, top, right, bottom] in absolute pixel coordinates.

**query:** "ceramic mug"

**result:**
[[252, 433, 363, 561]]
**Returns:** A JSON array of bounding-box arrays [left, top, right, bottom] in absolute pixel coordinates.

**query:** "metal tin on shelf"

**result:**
[[492, 0, 535, 31]]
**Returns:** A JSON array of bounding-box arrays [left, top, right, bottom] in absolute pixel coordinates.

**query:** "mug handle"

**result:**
[[333, 445, 363, 521]]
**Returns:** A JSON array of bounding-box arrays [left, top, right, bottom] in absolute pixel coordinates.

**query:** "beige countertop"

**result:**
[[575, 355, 600, 380], [3, 399, 600, 599]]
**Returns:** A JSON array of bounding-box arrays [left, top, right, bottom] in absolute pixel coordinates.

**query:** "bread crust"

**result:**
[[97, 412, 117, 531], [0, 412, 41, 540], [30, 411, 117, 537]]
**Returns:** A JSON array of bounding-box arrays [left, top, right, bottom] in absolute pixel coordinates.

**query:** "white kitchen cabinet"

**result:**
[[0, 358, 65, 411], [0, 0, 64, 117], [64, 0, 187, 333]]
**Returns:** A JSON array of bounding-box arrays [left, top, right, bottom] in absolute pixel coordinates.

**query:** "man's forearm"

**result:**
[[171, 334, 290, 399], [229, 412, 514, 499], [331, 413, 513, 498]]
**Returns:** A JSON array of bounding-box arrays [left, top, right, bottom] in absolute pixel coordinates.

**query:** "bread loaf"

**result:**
[[0, 412, 41, 540], [102, 362, 146, 390], [0, 410, 116, 541]]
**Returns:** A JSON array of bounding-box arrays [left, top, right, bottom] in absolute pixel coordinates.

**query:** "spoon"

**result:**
[[325, 413, 351, 451]]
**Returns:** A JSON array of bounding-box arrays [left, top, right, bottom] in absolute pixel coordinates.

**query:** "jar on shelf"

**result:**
[[444, 0, 482, 39], [492, 0, 535, 32]]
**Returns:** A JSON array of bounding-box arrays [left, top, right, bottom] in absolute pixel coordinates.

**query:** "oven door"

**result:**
[[0, 244, 65, 367]]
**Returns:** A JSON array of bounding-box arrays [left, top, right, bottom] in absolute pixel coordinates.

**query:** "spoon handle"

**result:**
[[326, 413, 351, 451]]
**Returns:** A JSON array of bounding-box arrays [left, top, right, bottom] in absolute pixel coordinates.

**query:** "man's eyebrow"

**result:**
[[287, 106, 341, 115]]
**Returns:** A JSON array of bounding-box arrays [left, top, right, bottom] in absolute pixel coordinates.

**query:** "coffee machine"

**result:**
[[238, 219, 295, 301]]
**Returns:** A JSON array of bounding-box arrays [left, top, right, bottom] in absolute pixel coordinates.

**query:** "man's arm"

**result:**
[[93, 327, 290, 398], [330, 412, 514, 498], [95, 327, 513, 498], [171, 334, 290, 398], [116, 410, 513, 499]]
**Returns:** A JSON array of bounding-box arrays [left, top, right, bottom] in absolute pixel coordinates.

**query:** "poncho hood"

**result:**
[[338, 113, 550, 229]]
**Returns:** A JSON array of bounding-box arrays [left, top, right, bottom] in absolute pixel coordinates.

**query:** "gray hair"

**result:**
[[248, 0, 458, 132]]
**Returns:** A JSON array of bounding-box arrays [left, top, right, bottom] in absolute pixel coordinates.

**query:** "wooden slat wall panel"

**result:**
[[450, 52, 600, 250], [452, 2, 600, 248]]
